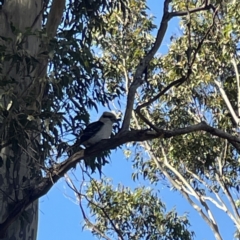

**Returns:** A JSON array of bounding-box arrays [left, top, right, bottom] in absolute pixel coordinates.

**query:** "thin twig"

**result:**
[[65, 174, 112, 240], [90, 180, 125, 240]]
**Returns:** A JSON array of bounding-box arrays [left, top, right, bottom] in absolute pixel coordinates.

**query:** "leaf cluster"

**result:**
[[85, 179, 194, 240]]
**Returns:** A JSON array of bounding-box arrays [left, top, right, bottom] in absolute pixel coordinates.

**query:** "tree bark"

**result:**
[[0, 1, 42, 239]]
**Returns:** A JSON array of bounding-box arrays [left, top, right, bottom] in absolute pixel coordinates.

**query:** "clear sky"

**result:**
[[37, 1, 235, 240]]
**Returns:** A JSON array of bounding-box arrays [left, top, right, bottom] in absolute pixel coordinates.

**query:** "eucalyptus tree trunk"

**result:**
[[0, 1, 42, 239]]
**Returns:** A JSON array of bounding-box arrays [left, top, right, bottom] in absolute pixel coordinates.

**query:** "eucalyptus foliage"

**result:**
[[1, 0, 240, 240], [83, 179, 193, 240]]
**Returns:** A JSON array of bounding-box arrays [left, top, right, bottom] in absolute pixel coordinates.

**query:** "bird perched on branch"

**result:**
[[78, 111, 118, 147]]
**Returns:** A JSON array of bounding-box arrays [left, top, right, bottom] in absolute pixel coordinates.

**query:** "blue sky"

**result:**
[[37, 1, 235, 239]]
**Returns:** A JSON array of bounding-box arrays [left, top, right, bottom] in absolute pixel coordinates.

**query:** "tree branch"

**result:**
[[122, 1, 217, 131], [214, 80, 239, 126], [36, 0, 66, 78], [134, 116, 223, 240], [33, 0, 66, 105], [231, 57, 240, 119], [65, 174, 113, 240], [162, 164, 223, 240], [181, 191, 223, 240], [160, 142, 222, 240], [186, 167, 239, 226], [91, 180, 124, 240], [1, 121, 240, 233], [216, 174, 240, 228], [136, 75, 189, 112], [169, 1, 216, 18], [121, 0, 171, 131], [136, 5, 218, 113], [46, 0, 66, 39]]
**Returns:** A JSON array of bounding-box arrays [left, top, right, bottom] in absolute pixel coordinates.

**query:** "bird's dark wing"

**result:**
[[68, 121, 104, 155], [79, 121, 104, 142]]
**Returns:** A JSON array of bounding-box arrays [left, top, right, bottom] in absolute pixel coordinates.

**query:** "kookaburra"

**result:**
[[78, 111, 117, 147]]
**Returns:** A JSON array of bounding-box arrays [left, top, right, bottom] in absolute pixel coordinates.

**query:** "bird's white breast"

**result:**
[[86, 120, 113, 145]]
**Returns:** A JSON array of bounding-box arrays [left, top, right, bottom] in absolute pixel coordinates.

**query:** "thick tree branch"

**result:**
[[37, 0, 65, 70], [46, 0, 66, 39], [32, 0, 66, 106], [1, 121, 240, 234], [136, 6, 218, 113], [121, 0, 170, 131], [121, 0, 216, 131]]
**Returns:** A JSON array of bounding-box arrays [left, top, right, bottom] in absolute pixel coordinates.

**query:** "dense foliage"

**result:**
[[1, 0, 240, 239]]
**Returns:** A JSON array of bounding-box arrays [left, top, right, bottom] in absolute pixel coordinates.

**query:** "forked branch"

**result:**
[[136, 5, 218, 114], [121, 0, 216, 131]]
